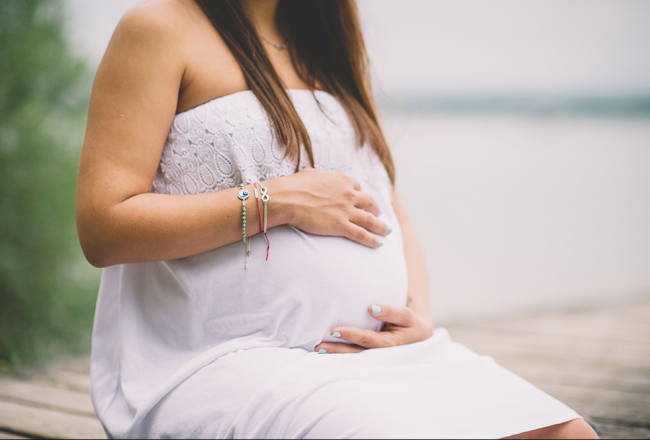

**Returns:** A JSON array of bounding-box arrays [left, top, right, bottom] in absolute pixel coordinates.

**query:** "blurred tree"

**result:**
[[0, 0, 99, 368]]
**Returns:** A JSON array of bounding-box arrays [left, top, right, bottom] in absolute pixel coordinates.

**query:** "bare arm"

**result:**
[[76, 4, 243, 267], [392, 190, 434, 327], [76, 4, 388, 268]]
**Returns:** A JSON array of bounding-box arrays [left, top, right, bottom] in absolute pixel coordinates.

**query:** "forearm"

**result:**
[[392, 191, 434, 328], [403, 226, 433, 327], [77, 178, 289, 267], [77, 167, 388, 267]]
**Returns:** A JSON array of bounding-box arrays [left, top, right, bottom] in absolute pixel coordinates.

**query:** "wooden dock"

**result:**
[[446, 302, 650, 439], [0, 302, 648, 439]]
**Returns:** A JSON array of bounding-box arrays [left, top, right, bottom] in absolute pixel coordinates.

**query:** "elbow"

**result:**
[[82, 246, 111, 269], [78, 233, 113, 268], [76, 184, 133, 268], [76, 212, 117, 269]]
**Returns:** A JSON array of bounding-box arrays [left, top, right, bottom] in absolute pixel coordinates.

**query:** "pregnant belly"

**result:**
[[163, 223, 409, 352]]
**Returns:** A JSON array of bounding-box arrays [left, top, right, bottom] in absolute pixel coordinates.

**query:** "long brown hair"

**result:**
[[194, 0, 395, 184]]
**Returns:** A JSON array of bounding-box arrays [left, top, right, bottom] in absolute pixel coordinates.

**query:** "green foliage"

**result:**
[[0, 0, 99, 368]]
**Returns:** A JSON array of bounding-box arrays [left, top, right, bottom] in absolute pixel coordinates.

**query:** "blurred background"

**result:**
[[1, 0, 649, 368]]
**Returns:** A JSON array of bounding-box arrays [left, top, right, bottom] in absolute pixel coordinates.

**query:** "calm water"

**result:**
[[382, 113, 650, 322]]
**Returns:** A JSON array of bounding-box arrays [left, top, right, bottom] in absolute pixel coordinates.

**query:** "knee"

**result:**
[[552, 419, 599, 439], [506, 419, 599, 439]]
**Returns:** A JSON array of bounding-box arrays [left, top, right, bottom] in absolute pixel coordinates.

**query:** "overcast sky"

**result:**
[[65, 0, 650, 97]]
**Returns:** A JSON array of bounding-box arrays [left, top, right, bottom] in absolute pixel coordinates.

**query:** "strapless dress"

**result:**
[[90, 90, 579, 439]]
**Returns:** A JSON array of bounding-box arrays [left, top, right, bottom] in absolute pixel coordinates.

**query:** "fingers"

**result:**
[[354, 191, 380, 216], [330, 326, 398, 349], [314, 342, 366, 354], [367, 304, 416, 327], [343, 223, 381, 248], [351, 210, 389, 236], [346, 175, 362, 191]]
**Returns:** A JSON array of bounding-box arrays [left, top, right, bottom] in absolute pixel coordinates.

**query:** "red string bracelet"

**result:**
[[253, 183, 270, 260]]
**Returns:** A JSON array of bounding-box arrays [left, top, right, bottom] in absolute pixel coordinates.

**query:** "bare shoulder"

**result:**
[[86, 0, 201, 149], [104, 0, 240, 112], [111, 0, 191, 50], [94, 0, 202, 104]]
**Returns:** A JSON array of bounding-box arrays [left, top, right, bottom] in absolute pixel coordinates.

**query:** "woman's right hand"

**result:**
[[273, 168, 390, 248]]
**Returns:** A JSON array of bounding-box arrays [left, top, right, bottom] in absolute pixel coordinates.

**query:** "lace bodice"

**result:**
[[152, 89, 389, 195]]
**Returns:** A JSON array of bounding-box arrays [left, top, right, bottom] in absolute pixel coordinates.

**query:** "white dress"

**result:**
[[90, 90, 579, 439]]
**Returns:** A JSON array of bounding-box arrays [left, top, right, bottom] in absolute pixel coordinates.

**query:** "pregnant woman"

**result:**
[[76, 0, 597, 438]]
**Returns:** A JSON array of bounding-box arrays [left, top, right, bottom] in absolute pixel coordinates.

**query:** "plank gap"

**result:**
[[0, 428, 40, 439]]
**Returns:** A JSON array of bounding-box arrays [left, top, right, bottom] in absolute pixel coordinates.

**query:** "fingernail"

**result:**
[[371, 305, 382, 314], [379, 210, 383, 215], [332, 332, 341, 338], [318, 349, 327, 354], [387, 228, 393, 234], [378, 242, 384, 247]]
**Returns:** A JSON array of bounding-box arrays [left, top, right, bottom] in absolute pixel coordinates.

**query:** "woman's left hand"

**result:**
[[314, 305, 435, 354]]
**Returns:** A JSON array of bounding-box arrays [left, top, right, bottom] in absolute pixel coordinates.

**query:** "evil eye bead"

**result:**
[[238, 189, 250, 201]]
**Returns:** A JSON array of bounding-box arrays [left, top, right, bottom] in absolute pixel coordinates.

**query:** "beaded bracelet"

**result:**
[[237, 183, 251, 269]]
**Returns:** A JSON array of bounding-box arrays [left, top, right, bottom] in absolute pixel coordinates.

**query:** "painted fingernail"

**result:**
[[318, 349, 327, 354], [371, 305, 382, 314], [332, 332, 341, 338], [387, 228, 393, 234], [378, 242, 384, 247], [379, 210, 383, 215]]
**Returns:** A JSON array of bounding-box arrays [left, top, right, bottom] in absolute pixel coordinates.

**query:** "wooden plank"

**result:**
[[448, 325, 650, 360], [48, 359, 91, 375], [0, 379, 95, 417], [449, 336, 650, 370], [537, 382, 650, 409], [44, 370, 91, 394], [597, 422, 650, 440], [491, 352, 650, 382], [459, 304, 650, 344], [496, 364, 650, 394], [0, 432, 31, 440], [11, 370, 91, 395], [462, 345, 650, 379], [569, 401, 650, 428], [0, 401, 105, 439]]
